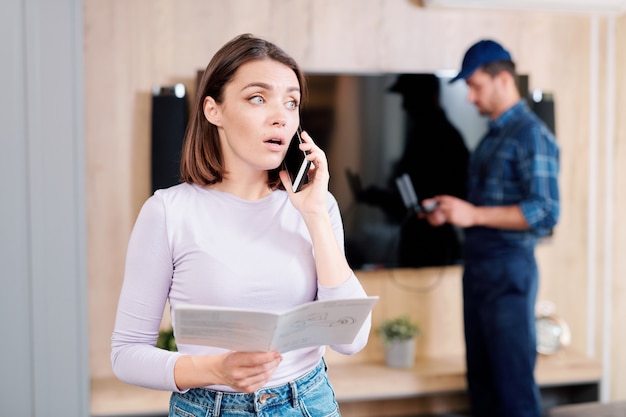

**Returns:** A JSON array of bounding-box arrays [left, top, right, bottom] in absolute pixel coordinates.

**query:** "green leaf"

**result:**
[[376, 315, 420, 345], [156, 327, 177, 352]]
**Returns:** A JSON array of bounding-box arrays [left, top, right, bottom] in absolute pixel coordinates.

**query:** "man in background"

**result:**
[[423, 40, 560, 417]]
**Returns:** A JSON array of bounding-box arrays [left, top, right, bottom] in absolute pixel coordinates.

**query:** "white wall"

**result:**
[[0, 0, 89, 415]]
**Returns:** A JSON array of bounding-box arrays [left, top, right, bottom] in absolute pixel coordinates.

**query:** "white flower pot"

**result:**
[[384, 338, 416, 368]]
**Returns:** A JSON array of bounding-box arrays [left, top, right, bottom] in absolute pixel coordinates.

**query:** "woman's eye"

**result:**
[[249, 95, 264, 105], [286, 100, 299, 110]]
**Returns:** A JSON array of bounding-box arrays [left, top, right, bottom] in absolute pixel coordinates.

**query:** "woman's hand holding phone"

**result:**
[[280, 130, 330, 215]]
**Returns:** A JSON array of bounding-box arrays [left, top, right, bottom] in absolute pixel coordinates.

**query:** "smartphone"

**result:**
[[283, 127, 311, 192]]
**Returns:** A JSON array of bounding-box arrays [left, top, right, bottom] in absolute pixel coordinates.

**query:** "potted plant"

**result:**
[[377, 314, 420, 368], [156, 326, 177, 352]]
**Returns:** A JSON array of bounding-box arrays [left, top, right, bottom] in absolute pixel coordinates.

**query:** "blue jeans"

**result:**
[[169, 360, 340, 417], [463, 230, 541, 417]]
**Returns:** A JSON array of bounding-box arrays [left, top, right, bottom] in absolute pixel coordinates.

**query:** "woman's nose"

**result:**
[[269, 103, 288, 126]]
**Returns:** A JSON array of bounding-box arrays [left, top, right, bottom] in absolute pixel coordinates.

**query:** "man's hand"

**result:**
[[421, 195, 477, 228], [421, 196, 529, 230]]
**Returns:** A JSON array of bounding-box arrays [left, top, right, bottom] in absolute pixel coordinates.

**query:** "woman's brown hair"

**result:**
[[180, 34, 307, 188]]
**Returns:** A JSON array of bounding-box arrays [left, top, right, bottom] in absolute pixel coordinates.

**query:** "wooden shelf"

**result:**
[[91, 349, 601, 416], [329, 356, 467, 402], [90, 377, 171, 416], [328, 349, 602, 416]]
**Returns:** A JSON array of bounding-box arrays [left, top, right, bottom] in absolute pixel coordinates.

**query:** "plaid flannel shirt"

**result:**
[[467, 100, 560, 243]]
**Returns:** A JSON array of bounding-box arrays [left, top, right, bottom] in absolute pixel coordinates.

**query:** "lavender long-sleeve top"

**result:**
[[111, 183, 371, 392]]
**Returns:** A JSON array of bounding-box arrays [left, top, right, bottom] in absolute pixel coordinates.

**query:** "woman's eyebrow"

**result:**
[[241, 82, 300, 94]]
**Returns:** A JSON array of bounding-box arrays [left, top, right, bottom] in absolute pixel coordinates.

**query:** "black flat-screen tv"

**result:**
[[301, 72, 553, 270]]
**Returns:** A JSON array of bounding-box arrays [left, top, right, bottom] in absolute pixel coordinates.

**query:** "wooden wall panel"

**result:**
[[610, 13, 626, 401], [316, 267, 466, 369], [84, 0, 623, 400]]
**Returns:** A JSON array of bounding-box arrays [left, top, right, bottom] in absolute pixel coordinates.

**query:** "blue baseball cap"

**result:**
[[450, 39, 512, 83]]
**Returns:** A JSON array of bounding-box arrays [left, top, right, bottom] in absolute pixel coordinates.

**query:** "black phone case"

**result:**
[[283, 128, 311, 192]]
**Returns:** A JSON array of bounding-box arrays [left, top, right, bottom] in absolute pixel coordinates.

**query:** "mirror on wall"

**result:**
[[302, 72, 554, 270]]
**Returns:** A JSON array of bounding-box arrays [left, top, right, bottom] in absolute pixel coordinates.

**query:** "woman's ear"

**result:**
[[203, 96, 222, 126]]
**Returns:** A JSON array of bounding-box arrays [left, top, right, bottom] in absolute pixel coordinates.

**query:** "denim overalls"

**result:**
[[462, 227, 541, 417]]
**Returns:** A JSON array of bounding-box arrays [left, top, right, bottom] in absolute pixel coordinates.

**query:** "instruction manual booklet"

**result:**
[[173, 296, 379, 353]]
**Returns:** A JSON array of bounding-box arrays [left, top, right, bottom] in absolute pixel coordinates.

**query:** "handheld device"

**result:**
[[283, 127, 311, 193], [394, 173, 439, 214]]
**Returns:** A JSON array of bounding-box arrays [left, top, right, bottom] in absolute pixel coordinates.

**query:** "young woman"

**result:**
[[111, 33, 372, 417]]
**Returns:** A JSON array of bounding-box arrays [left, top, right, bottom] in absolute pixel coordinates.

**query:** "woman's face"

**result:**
[[206, 59, 301, 179]]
